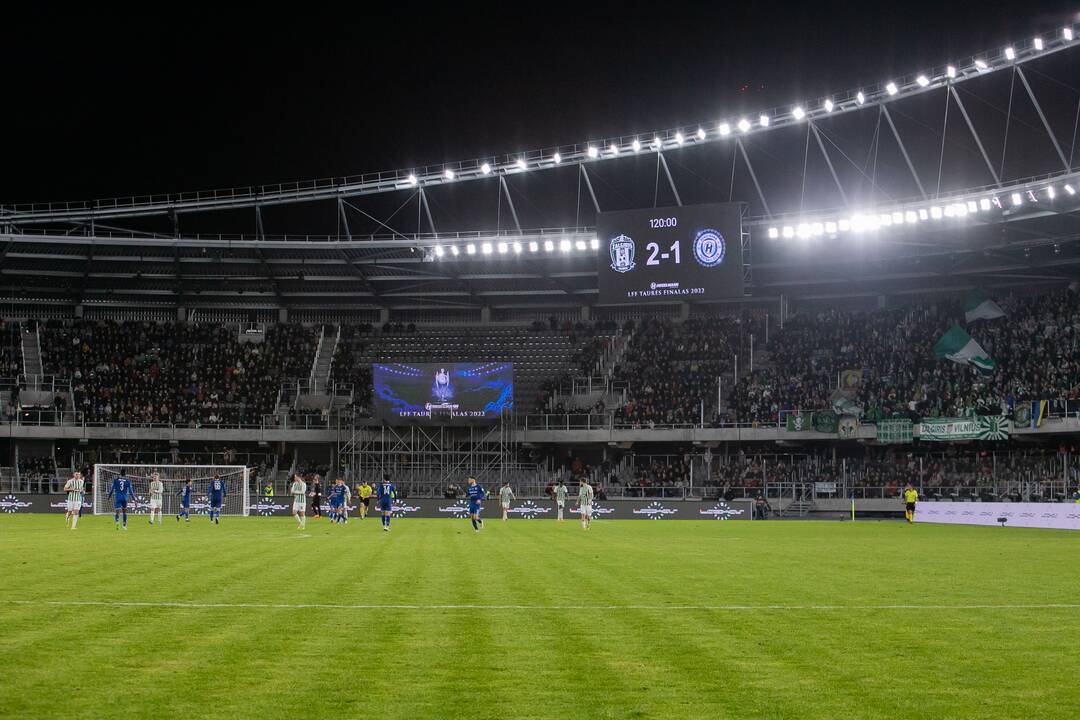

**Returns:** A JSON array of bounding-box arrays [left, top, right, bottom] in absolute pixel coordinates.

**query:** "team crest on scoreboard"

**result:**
[[609, 234, 636, 273], [692, 228, 726, 267]]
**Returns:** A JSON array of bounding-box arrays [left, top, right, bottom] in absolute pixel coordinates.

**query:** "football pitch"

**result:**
[[1, 514, 1077, 719]]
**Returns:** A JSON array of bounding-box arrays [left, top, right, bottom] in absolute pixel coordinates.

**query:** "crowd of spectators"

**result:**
[[39, 321, 317, 425], [1, 320, 22, 378], [18, 456, 55, 493], [733, 290, 1080, 424]]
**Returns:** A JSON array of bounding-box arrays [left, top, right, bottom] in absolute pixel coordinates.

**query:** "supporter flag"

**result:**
[[963, 289, 1006, 323], [933, 323, 997, 375], [1031, 400, 1048, 428]]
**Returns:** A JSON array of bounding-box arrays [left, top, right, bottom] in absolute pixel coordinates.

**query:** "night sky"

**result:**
[[4, 3, 1076, 206]]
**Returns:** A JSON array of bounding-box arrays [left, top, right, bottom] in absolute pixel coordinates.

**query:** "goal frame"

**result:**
[[92, 464, 251, 517]]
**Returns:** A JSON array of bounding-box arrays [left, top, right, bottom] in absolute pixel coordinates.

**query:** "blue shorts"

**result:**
[[210, 498, 223, 509], [113, 499, 128, 510], [378, 498, 392, 512], [330, 499, 343, 509], [181, 500, 191, 510], [468, 502, 482, 516]]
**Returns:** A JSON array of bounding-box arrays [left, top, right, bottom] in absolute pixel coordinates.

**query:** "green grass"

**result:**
[[1, 514, 1078, 719]]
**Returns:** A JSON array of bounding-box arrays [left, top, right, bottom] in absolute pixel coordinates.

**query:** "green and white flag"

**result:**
[[964, 289, 1005, 323], [933, 323, 997, 374]]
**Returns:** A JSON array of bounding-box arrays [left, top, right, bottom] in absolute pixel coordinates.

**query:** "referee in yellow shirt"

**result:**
[[357, 480, 373, 519], [903, 484, 918, 523]]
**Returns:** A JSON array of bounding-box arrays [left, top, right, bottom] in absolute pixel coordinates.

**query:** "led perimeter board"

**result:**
[[596, 202, 743, 304], [372, 362, 513, 423]]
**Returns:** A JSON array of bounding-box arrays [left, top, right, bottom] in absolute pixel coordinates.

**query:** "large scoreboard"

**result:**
[[596, 202, 743, 304]]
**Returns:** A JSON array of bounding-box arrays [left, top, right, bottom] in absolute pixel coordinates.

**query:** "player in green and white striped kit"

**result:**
[[290, 474, 308, 530], [577, 479, 595, 530], [553, 480, 568, 522], [499, 482, 515, 522], [63, 471, 86, 530], [148, 473, 165, 525]]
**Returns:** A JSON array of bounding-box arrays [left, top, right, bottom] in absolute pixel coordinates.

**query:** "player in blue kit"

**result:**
[[376, 474, 395, 532], [107, 474, 136, 530], [466, 476, 485, 533], [207, 474, 226, 524], [176, 478, 193, 522], [329, 479, 349, 524]]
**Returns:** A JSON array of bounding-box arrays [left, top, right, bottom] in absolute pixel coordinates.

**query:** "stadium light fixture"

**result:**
[[696, 127, 706, 140], [737, 118, 751, 133], [1065, 184, 1076, 195], [1064, 27, 1074, 41], [528, 241, 539, 252], [675, 131, 685, 145], [434, 245, 445, 257], [544, 240, 555, 252], [759, 114, 770, 127], [609, 143, 619, 155], [916, 75, 930, 87], [781, 225, 794, 238], [497, 242, 508, 254], [552, 152, 562, 164], [466, 243, 476, 254], [575, 240, 587, 251], [767, 227, 779, 239], [450, 245, 459, 256], [1047, 185, 1055, 199], [979, 198, 991, 211], [481, 242, 493, 254], [480, 162, 492, 175], [822, 99, 834, 112], [946, 65, 957, 79], [653, 135, 662, 149], [513, 241, 522, 254], [516, 158, 527, 170], [559, 239, 571, 252], [792, 106, 806, 120], [587, 145, 599, 158], [1004, 46, 1015, 60], [825, 220, 837, 234], [975, 59, 989, 70], [856, 91, 866, 104], [407, 173, 418, 186], [838, 218, 851, 232], [631, 138, 641, 152], [930, 206, 943, 219], [444, 169, 456, 180], [1011, 192, 1023, 206], [590, 238, 600, 250], [885, 82, 898, 95], [718, 122, 731, 136]]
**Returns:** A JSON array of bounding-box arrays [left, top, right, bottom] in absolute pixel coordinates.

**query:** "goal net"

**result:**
[[92, 464, 251, 517]]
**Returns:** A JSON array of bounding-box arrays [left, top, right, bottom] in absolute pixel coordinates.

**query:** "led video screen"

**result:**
[[372, 362, 513, 423]]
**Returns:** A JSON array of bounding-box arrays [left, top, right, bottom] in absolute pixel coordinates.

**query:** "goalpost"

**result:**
[[92, 465, 251, 517]]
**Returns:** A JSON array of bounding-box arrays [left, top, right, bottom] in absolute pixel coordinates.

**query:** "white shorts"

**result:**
[[501, 502, 511, 510], [556, 500, 565, 508], [293, 500, 306, 513], [580, 504, 593, 518], [149, 498, 162, 510], [66, 499, 82, 512]]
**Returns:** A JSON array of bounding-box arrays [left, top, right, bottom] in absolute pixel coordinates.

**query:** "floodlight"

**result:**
[[856, 91, 865, 104], [718, 122, 731, 136], [512, 242, 522, 254], [796, 223, 810, 238], [767, 227, 779, 239], [444, 169, 455, 180], [653, 135, 662, 148], [1004, 47, 1015, 60], [434, 245, 445, 257], [1010, 193, 1022, 206], [904, 211, 917, 224], [559, 239, 571, 252], [696, 127, 706, 140], [737, 118, 751, 133], [979, 198, 991, 211], [609, 143, 619, 155], [590, 238, 600, 250], [544, 240, 554, 252], [1034, 37, 1043, 50], [838, 218, 851, 232], [482, 242, 493, 254], [810, 222, 824, 236], [587, 145, 599, 158], [825, 220, 837, 234], [916, 75, 930, 87], [930, 206, 943, 219], [918, 208, 928, 220], [480, 162, 492, 175], [823, 99, 834, 112], [516, 159, 527, 170], [1065, 184, 1076, 195], [946, 65, 956, 78], [529, 241, 539, 252], [497, 242, 508, 254], [759, 114, 770, 127], [974, 59, 988, 70], [1047, 186, 1055, 199], [792, 106, 806, 120], [1064, 27, 1074, 41], [466, 243, 476, 254], [675, 132, 685, 145], [782, 226, 795, 238], [553, 152, 562, 164], [966, 200, 978, 213], [407, 173, 418, 186], [575, 240, 586, 251], [631, 139, 641, 152], [885, 82, 898, 95]]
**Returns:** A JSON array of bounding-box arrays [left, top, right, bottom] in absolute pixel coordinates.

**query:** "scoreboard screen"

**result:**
[[372, 362, 513, 424], [596, 202, 743, 304]]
